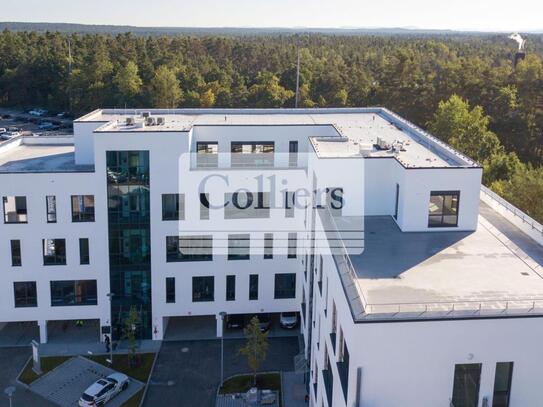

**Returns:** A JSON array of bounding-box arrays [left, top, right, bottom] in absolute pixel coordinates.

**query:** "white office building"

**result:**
[[1, 108, 542, 406]]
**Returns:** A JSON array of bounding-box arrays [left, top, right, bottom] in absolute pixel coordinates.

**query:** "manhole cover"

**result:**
[[181, 347, 189, 353]]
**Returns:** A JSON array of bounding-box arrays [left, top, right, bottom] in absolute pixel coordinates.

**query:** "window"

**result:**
[[192, 276, 214, 302], [166, 277, 175, 303], [10, 240, 21, 266], [42, 239, 66, 265], [326, 187, 344, 217], [394, 184, 399, 220], [3, 196, 27, 223], [162, 194, 185, 221], [14, 281, 37, 307], [200, 193, 210, 220], [226, 275, 236, 301], [79, 238, 90, 265], [337, 329, 350, 402], [429, 191, 460, 227], [264, 233, 273, 259], [224, 192, 270, 219], [249, 274, 259, 300], [231, 141, 274, 167], [228, 234, 250, 260], [166, 235, 213, 262], [274, 273, 296, 299], [46, 195, 57, 223], [451, 363, 482, 407], [285, 191, 295, 218], [288, 232, 297, 258], [71, 195, 95, 222], [289, 141, 298, 167], [50, 280, 97, 306], [493, 362, 513, 407], [196, 142, 218, 168]]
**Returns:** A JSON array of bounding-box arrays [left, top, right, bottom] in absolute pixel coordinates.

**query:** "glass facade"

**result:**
[[106, 151, 152, 339]]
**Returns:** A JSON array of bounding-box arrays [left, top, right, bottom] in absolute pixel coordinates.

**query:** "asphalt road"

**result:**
[[143, 336, 300, 407], [0, 347, 56, 407]]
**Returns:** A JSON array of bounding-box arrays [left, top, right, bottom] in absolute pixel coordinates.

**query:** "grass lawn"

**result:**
[[18, 355, 71, 385], [220, 372, 282, 405]]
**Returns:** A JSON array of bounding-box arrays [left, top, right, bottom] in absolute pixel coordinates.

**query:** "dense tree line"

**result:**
[[0, 30, 541, 220]]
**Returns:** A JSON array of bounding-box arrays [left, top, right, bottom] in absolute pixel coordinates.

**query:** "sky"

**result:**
[[1, 0, 542, 32]]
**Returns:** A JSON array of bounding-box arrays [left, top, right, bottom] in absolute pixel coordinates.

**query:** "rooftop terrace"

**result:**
[[77, 108, 479, 169], [321, 201, 543, 322]]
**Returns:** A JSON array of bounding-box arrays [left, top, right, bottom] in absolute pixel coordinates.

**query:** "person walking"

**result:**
[[104, 334, 111, 353]]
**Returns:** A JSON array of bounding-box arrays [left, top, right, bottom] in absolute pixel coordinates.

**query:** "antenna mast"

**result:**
[[295, 46, 300, 108]]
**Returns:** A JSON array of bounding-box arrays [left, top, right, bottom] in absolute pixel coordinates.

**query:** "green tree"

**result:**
[[239, 316, 269, 385], [112, 61, 142, 106], [248, 72, 294, 108], [149, 65, 183, 108], [122, 306, 140, 367], [200, 88, 216, 107]]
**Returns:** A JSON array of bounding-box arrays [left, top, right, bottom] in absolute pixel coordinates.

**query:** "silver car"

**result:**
[[78, 372, 129, 407]]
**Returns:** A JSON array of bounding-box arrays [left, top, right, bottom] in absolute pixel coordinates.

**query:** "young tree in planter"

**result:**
[[239, 316, 269, 386], [122, 306, 140, 368]]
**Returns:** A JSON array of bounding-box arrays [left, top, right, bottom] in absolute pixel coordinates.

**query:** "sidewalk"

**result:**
[[282, 371, 308, 407], [39, 339, 161, 357]]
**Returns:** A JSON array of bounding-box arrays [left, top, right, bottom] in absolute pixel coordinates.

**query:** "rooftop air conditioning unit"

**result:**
[[146, 117, 156, 126], [142, 111, 151, 118], [156, 117, 165, 126], [126, 117, 135, 126], [359, 143, 373, 156], [376, 137, 391, 150]]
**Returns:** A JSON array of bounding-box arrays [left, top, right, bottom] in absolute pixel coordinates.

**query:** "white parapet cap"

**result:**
[[76, 107, 480, 169]]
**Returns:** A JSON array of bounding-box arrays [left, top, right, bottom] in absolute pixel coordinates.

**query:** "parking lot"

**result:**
[[0, 107, 73, 139]]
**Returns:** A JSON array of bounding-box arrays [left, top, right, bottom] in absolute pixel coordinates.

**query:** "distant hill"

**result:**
[[0, 21, 501, 37]]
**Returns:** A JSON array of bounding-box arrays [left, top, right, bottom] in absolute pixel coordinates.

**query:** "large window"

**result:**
[[3, 196, 27, 223], [231, 141, 274, 167], [192, 276, 214, 302], [42, 239, 66, 265], [196, 142, 218, 168], [14, 281, 37, 307], [10, 240, 21, 267], [79, 238, 90, 265], [249, 274, 259, 300], [46, 195, 57, 223], [493, 362, 513, 407], [274, 273, 296, 299], [166, 235, 213, 262], [71, 195, 95, 222], [50, 280, 97, 306], [429, 191, 460, 227], [228, 234, 250, 260], [288, 232, 297, 258], [200, 193, 210, 220], [451, 363, 482, 407], [162, 194, 185, 221], [285, 191, 295, 218], [166, 277, 175, 303], [264, 233, 273, 259], [289, 141, 298, 167], [226, 275, 236, 301], [224, 192, 270, 219]]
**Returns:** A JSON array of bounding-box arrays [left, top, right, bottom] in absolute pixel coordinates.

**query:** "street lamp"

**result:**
[[4, 386, 15, 407], [106, 293, 114, 365], [219, 311, 227, 389]]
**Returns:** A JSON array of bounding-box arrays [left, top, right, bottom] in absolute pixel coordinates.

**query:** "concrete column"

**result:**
[[216, 314, 224, 338], [38, 320, 48, 344]]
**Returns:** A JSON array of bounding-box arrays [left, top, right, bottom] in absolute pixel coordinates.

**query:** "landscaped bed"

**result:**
[[18, 353, 155, 407], [220, 372, 282, 406]]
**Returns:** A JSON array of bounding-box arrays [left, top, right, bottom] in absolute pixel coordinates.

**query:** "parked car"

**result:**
[[0, 128, 6, 134], [78, 372, 129, 407], [0, 131, 21, 140], [38, 122, 59, 130], [248, 313, 272, 332], [29, 108, 47, 116], [279, 312, 298, 329], [226, 314, 245, 329]]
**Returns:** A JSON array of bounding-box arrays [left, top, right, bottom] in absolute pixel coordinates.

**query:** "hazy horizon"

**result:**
[[2, 0, 542, 33]]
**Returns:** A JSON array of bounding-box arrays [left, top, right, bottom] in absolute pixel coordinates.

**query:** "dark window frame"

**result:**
[[228, 234, 250, 260], [79, 238, 90, 265], [50, 280, 97, 306], [166, 235, 213, 262], [492, 362, 514, 407], [162, 194, 185, 221], [166, 277, 176, 303], [42, 238, 67, 266], [249, 274, 259, 300], [196, 142, 219, 168], [274, 273, 296, 299], [2, 196, 28, 224], [14, 281, 37, 308], [46, 195, 57, 223], [224, 192, 270, 219], [226, 275, 236, 301], [231, 141, 275, 168], [71, 195, 95, 222], [428, 190, 460, 228], [10, 239, 22, 267], [288, 232, 297, 258], [451, 363, 482, 407], [192, 276, 215, 302], [200, 193, 210, 220], [264, 233, 273, 259]]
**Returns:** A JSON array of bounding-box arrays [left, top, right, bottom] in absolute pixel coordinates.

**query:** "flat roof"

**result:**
[[78, 108, 478, 168], [325, 201, 543, 321], [0, 138, 93, 173]]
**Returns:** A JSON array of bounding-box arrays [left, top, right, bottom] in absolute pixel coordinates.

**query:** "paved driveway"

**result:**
[[143, 337, 300, 407], [0, 347, 56, 407]]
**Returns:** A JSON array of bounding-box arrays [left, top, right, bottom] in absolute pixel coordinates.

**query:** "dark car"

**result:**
[[226, 314, 245, 329], [247, 313, 272, 332]]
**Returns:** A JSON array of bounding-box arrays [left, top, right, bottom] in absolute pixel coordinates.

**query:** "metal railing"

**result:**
[[481, 185, 543, 236]]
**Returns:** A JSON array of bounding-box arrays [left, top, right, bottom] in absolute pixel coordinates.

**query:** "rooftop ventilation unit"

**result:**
[[376, 137, 391, 150], [359, 143, 373, 156], [126, 117, 135, 126], [146, 116, 156, 126], [142, 111, 151, 118], [156, 117, 165, 126]]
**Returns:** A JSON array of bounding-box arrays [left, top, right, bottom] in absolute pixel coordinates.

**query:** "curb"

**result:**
[[15, 355, 32, 389], [138, 345, 161, 407]]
